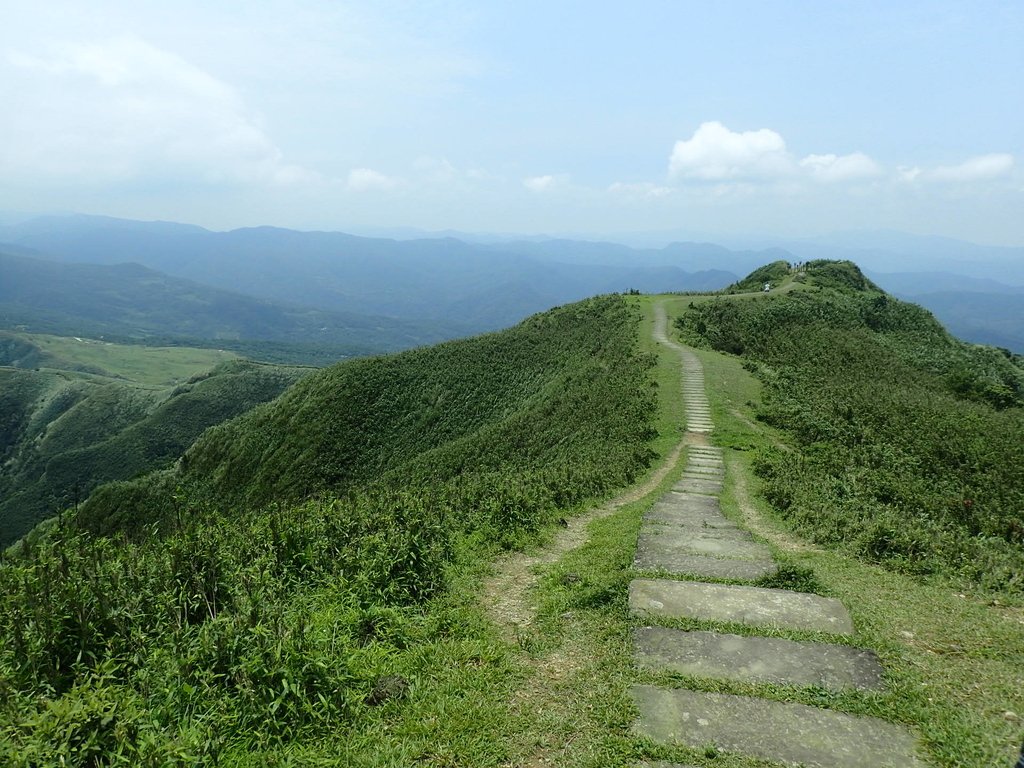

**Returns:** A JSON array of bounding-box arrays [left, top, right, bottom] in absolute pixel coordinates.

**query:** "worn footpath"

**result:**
[[630, 304, 927, 767]]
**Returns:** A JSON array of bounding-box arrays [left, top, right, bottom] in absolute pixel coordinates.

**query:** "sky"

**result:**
[[2, 1, 1022, 244]]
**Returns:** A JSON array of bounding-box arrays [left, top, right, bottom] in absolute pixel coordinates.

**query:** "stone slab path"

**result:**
[[630, 578, 855, 634], [633, 686, 926, 768], [634, 627, 884, 690], [629, 302, 926, 766]]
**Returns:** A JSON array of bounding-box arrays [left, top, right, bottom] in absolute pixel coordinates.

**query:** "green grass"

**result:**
[[10, 331, 238, 386], [637, 297, 687, 464], [372, 290, 1022, 768], [0, 357, 307, 546], [0, 295, 663, 765], [3, 280, 1023, 767]]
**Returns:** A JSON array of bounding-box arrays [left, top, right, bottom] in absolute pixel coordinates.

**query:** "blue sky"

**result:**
[[2, 1, 1022, 243]]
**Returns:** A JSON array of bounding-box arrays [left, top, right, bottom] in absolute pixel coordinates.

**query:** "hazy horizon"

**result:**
[[2, 2, 1022, 246]]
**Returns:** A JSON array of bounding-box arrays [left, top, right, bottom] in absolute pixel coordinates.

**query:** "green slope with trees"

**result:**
[[676, 260, 1024, 590], [0, 295, 660, 764], [4, 267, 1021, 766], [0, 338, 309, 545]]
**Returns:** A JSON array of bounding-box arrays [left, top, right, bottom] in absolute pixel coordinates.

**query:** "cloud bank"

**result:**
[[2, 35, 315, 187], [665, 122, 1013, 192]]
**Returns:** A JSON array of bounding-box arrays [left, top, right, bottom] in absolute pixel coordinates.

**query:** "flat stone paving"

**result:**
[[629, 578, 855, 634], [683, 469, 721, 479], [634, 627, 885, 690], [671, 478, 722, 495], [647, 493, 722, 514], [632, 686, 926, 768], [635, 528, 774, 562], [642, 509, 737, 528], [633, 551, 778, 580]]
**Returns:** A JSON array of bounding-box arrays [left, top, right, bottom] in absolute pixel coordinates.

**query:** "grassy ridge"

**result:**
[[0, 357, 308, 546], [0, 295, 660, 764], [0, 331, 238, 386], [676, 261, 1024, 590], [78, 297, 656, 534]]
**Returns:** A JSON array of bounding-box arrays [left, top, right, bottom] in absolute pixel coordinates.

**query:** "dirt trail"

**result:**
[[482, 301, 690, 638]]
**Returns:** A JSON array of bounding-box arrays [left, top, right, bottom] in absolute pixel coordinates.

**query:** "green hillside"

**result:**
[[0, 249, 465, 361], [0, 337, 308, 545], [676, 260, 1024, 590], [0, 295, 660, 764], [3, 271, 1021, 766], [1, 330, 237, 385]]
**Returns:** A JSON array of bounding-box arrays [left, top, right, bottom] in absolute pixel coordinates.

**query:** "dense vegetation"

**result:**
[[0, 296, 659, 764], [677, 260, 1024, 590], [0, 354, 307, 546]]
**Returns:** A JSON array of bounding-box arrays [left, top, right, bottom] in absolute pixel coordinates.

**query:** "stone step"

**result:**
[[632, 686, 924, 768], [672, 478, 722, 495], [686, 465, 722, 475], [658, 491, 722, 509], [639, 522, 753, 542], [634, 550, 778, 581], [686, 454, 722, 464], [651, 493, 716, 512], [636, 528, 773, 561], [644, 507, 734, 529], [629, 579, 854, 634], [634, 627, 885, 690]]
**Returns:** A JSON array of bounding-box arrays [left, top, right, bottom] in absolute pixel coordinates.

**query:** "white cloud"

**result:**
[[2, 35, 317, 187], [347, 167, 402, 192], [607, 181, 673, 199], [928, 153, 1014, 182], [896, 165, 923, 183], [669, 121, 793, 181], [799, 152, 882, 182], [523, 174, 561, 192], [895, 154, 1015, 184]]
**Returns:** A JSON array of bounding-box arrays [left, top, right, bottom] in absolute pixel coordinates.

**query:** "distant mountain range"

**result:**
[[0, 250, 463, 356], [0, 214, 739, 341], [2, 214, 1022, 353]]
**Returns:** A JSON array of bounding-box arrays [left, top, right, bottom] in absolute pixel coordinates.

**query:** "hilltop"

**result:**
[[1, 268, 1022, 766], [677, 259, 1024, 589]]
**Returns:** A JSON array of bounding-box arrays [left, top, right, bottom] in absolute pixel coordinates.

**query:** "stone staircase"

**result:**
[[631, 312, 925, 767]]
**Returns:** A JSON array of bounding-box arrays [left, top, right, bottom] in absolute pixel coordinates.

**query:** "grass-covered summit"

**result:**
[[677, 259, 1024, 590]]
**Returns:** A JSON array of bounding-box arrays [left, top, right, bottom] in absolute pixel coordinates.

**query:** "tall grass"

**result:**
[[0, 295, 660, 764]]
